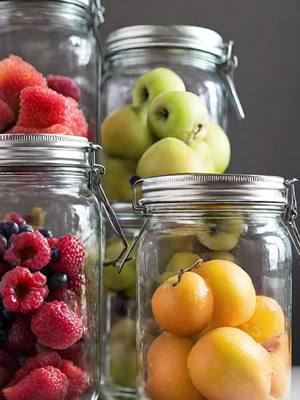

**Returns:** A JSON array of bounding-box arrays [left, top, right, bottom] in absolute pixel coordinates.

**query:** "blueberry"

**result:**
[[0, 222, 19, 239], [19, 224, 33, 233], [129, 175, 141, 187], [49, 273, 68, 290], [39, 229, 53, 238], [40, 266, 53, 279], [51, 247, 60, 262], [0, 234, 7, 255]]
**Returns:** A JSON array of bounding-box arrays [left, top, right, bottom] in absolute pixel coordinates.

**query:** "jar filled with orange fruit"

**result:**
[[126, 174, 300, 400]]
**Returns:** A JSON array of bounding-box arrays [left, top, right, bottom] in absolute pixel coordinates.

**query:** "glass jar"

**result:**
[[0, 0, 104, 141], [129, 174, 300, 400], [101, 25, 244, 203], [101, 204, 143, 399], [0, 134, 126, 400]]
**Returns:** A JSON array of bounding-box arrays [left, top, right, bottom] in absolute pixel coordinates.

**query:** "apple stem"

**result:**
[[174, 258, 204, 286], [192, 124, 203, 138]]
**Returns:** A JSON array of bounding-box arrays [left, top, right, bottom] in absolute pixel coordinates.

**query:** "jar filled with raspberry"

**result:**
[[0, 0, 104, 142], [0, 134, 127, 400]]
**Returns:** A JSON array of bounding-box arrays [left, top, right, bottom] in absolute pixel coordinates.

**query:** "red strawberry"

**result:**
[[60, 359, 89, 400], [0, 99, 14, 132], [31, 301, 83, 350], [3, 366, 68, 400], [9, 351, 61, 386], [0, 55, 47, 113], [47, 75, 81, 102]]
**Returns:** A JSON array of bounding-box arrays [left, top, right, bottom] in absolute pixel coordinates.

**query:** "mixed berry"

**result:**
[[0, 212, 89, 400]]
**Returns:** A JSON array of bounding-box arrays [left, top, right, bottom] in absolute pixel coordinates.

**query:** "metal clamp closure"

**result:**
[[87, 143, 128, 265], [284, 178, 300, 255], [219, 41, 245, 121]]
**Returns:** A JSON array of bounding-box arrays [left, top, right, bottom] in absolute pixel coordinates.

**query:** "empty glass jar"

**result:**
[[129, 174, 300, 400], [0, 0, 104, 141], [101, 204, 143, 399]]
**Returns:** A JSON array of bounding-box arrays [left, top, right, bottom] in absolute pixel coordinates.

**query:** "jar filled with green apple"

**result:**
[[101, 25, 244, 202], [100, 204, 143, 399]]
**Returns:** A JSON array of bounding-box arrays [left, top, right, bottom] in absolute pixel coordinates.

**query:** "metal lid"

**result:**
[[0, 134, 95, 168], [133, 174, 289, 211], [106, 25, 227, 62], [112, 203, 144, 227]]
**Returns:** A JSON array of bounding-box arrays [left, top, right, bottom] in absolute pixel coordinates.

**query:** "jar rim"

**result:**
[[105, 25, 229, 65], [0, 134, 98, 168], [133, 174, 290, 212]]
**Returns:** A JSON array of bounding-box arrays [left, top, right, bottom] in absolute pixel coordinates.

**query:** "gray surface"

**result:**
[[99, 0, 300, 363], [291, 368, 300, 399]]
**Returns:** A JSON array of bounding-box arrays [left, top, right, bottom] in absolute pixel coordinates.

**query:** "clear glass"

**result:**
[[136, 208, 292, 400], [101, 220, 140, 399], [0, 1, 100, 141], [101, 48, 229, 203], [0, 169, 102, 399]]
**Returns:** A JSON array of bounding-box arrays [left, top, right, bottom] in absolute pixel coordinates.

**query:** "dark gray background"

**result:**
[[100, 0, 300, 363]]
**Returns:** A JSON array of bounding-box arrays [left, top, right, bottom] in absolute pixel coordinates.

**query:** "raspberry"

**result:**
[[0, 350, 18, 388], [60, 359, 89, 400], [48, 288, 80, 315], [0, 261, 10, 279], [47, 75, 81, 102], [31, 301, 83, 350], [47, 238, 58, 248], [0, 99, 14, 133], [0, 266, 48, 313], [9, 123, 74, 135], [4, 231, 51, 270], [65, 97, 88, 137], [3, 366, 68, 400], [0, 55, 47, 112], [17, 86, 88, 136], [6, 314, 35, 356], [69, 273, 85, 296], [59, 342, 84, 368], [51, 235, 85, 279], [9, 351, 61, 386], [3, 213, 26, 228]]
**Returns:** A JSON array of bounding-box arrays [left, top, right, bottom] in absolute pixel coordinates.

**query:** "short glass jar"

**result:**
[[101, 204, 143, 399], [0, 134, 125, 400], [0, 0, 104, 141], [101, 25, 244, 203], [129, 174, 300, 400]]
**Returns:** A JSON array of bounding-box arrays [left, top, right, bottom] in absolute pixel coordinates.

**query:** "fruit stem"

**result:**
[[173, 258, 204, 286]]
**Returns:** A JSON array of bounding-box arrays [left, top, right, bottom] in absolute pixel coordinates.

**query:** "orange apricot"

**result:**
[[146, 332, 205, 400], [188, 327, 272, 400], [239, 296, 285, 344], [151, 271, 213, 336], [194, 260, 256, 326]]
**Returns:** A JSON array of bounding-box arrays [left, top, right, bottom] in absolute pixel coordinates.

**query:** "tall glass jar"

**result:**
[[101, 25, 244, 203], [0, 0, 104, 141], [0, 134, 125, 400], [101, 204, 143, 399], [129, 174, 299, 400]]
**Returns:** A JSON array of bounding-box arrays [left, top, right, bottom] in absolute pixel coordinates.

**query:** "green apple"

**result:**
[[204, 122, 231, 173], [197, 218, 245, 251], [109, 318, 136, 346], [103, 258, 136, 292], [136, 137, 204, 178], [124, 284, 136, 299], [188, 138, 215, 173], [159, 251, 200, 283], [102, 156, 136, 202], [132, 67, 186, 108], [147, 91, 210, 141], [109, 342, 137, 388], [101, 105, 152, 158]]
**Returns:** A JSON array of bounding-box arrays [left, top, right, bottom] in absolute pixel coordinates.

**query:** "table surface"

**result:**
[[291, 367, 300, 399]]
